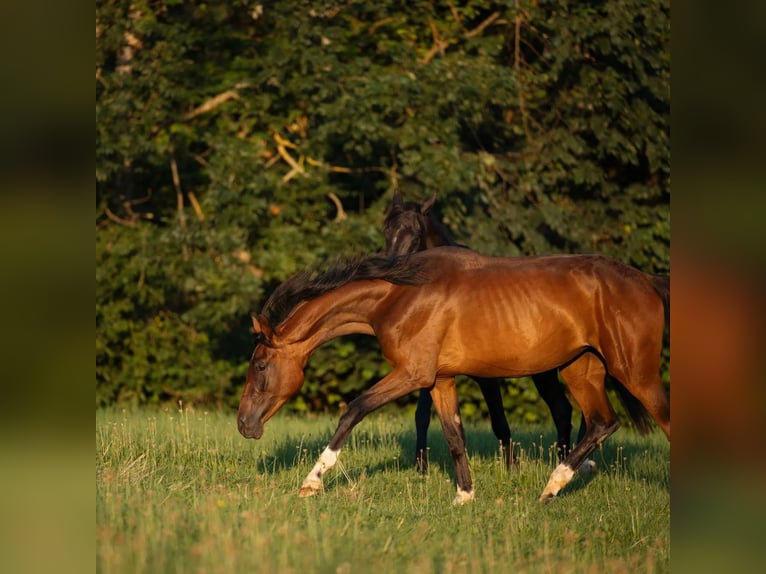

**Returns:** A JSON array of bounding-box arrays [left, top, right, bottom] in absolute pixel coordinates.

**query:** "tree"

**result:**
[[96, 0, 669, 421]]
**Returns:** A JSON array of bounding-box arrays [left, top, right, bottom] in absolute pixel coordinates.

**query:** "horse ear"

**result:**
[[421, 193, 437, 215], [251, 314, 273, 340], [392, 188, 404, 209]]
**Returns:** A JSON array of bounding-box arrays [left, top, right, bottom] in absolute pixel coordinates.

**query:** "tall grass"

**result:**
[[96, 406, 669, 573]]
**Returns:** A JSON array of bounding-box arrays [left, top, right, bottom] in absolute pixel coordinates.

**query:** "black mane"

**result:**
[[260, 254, 428, 328]]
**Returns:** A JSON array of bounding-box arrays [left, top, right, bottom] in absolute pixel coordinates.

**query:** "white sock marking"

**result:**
[[453, 487, 475, 505], [302, 446, 340, 489], [550, 463, 575, 486], [540, 463, 575, 500]]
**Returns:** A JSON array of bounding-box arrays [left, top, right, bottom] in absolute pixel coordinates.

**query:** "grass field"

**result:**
[[96, 406, 669, 573]]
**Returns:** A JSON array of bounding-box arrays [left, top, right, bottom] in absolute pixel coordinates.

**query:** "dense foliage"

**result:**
[[96, 0, 670, 423]]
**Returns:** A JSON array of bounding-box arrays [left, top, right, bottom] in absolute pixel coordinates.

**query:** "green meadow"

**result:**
[[96, 407, 669, 573]]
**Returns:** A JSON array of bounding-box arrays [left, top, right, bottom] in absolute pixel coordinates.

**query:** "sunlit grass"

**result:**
[[96, 407, 669, 573]]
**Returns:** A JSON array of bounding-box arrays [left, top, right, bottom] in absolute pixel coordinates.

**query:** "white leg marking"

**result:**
[[539, 463, 575, 501], [299, 446, 340, 497], [550, 463, 575, 485], [452, 486, 475, 506]]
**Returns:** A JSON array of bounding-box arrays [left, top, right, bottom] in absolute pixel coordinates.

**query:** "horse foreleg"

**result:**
[[299, 369, 432, 498], [299, 446, 340, 498], [414, 389, 433, 473], [430, 377, 475, 505], [475, 377, 513, 469], [539, 353, 617, 502]]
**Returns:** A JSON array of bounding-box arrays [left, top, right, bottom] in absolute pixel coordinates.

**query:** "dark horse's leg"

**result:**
[[430, 377, 475, 504], [417, 378, 513, 473], [414, 389, 432, 473], [531, 369, 574, 461], [474, 377, 513, 469], [575, 410, 587, 445]]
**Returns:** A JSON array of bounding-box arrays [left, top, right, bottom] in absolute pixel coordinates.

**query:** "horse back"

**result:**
[[392, 248, 665, 377]]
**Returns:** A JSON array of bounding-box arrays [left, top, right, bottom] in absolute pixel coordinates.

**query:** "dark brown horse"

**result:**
[[238, 248, 670, 503], [383, 190, 588, 471]]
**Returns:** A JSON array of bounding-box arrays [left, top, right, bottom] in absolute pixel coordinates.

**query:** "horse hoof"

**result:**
[[298, 484, 321, 498], [452, 488, 475, 505], [539, 492, 557, 503]]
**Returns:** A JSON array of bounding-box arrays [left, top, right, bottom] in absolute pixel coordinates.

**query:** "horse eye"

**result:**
[[256, 363, 266, 372]]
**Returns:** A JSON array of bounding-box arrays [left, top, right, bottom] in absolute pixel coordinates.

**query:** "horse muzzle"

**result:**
[[237, 414, 264, 439]]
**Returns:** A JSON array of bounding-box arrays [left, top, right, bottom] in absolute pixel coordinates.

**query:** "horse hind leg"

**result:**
[[430, 377, 475, 505], [608, 356, 670, 441], [602, 303, 670, 441], [539, 353, 618, 502]]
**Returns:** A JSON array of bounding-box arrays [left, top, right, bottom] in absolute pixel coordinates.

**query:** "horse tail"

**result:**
[[650, 274, 670, 327], [611, 379, 654, 434]]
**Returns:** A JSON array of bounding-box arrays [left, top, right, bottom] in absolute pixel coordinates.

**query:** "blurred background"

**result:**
[[95, 0, 670, 422]]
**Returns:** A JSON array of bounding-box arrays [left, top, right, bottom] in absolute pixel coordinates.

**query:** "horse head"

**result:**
[[384, 190, 437, 255], [237, 314, 305, 439]]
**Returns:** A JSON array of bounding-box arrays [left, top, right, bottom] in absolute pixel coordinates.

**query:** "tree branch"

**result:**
[[187, 191, 205, 222], [446, 1, 463, 29], [99, 189, 154, 228], [184, 82, 249, 121], [420, 11, 502, 64], [169, 154, 186, 228], [368, 17, 396, 35], [103, 206, 135, 227], [306, 156, 351, 173], [514, 1, 531, 139], [184, 90, 238, 121], [463, 11, 501, 39], [327, 192, 347, 222], [421, 17, 448, 64], [273, 133, 306, 182]]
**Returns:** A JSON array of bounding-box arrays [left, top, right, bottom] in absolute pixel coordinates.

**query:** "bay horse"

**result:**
[[383, 190, 588, 471], [237, 248, 670, 503]]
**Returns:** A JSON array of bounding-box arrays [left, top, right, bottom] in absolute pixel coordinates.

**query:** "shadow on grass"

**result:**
[[258, 418, 668, 496], [398, 423, 669, 495]]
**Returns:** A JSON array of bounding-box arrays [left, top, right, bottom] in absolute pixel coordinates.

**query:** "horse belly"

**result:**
[[438, 306, 588, 378], [438, 342, 579, 378]]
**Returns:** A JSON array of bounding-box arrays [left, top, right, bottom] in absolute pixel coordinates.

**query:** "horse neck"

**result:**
[[275, 281, 388, 355], [423, 216, 457, 248]]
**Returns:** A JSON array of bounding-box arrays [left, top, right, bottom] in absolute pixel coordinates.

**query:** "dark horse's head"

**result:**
[[383, 189, 437, 255]]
